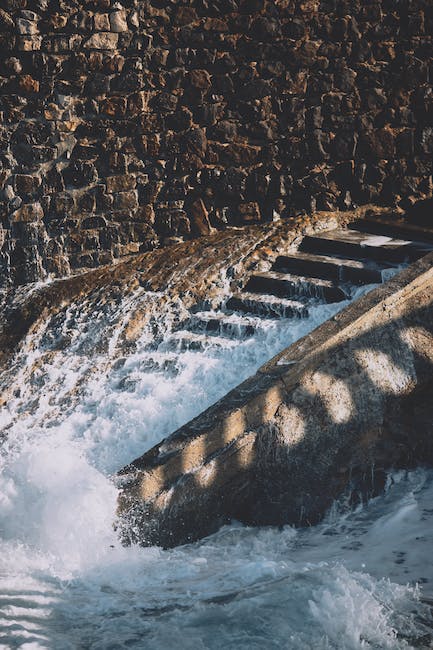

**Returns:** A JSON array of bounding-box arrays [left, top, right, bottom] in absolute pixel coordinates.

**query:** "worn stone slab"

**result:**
[[245, 271, 347, 302], [301, 229, 431, 263], [117, 252, 433, 548], [351, 217, 433, 244], [273, 251, 388, 284]]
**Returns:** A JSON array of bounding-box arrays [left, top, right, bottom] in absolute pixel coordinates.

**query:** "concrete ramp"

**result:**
[[117, 248, 433, 549]]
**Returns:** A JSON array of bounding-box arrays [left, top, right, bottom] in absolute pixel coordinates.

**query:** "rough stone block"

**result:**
[[173, 6, 199, 26], [0, 8, 14, 29], [108, 152, 128, 174], [183, 128, 208, 158], [62, 161, 98, 187], [359, 128, 396, 161], [106, 175, 136, 193], [113, 190, 138, 211], [239, 0, 265, 12], [49, 192, 76, 218], [135, 204, 155, 224], [94, 13, 110, 31], [11, 221, 45, 246], [101, 96, 127, 117], [332, 130, 358, 160], [211, 142, 260, 166], [128, 91, 149, 116], [76, 189, 97, 213], [14, 174, 41, 195], [44, 103, 63, 120], [48, 13, 68, 29], [110, 10, 128, 33], [16, 18, 38, 35], [81, 215, 107, 229], [129, 33, 153, 51], [11, 202, 44, 223], [188, 68, 211, 91], [71, 144, 99, 161], [155, 208, 191, 237], [17, 75, 40, 93], [238, 201, 262, 223], [83, 32, 118, 50], [396, 129, 414, 157], [17, 35, 41, 50], [131, 221, 157, 242], [85, 73, 110, 95], [152, 92, 178, 114]]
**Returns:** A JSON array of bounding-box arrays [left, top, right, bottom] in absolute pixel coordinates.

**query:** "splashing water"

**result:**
[[0, 284, 432, 649]]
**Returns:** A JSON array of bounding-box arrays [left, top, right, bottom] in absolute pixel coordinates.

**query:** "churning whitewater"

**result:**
[[1, 284, 432, 649]]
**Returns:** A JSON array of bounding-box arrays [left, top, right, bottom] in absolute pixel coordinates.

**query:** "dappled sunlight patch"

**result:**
[[354, 349, 413, 395], [275, 403, 306, 445], [399, 325, 433, 362], [223, 409, 247, 445], [304, 371, 354, 424], [140, 466, 165, 501], [195, 458, 218, 488], [181, 434, 206, 474], [234, 431, 256, 469]]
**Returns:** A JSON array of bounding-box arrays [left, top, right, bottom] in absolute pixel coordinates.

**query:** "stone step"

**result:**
[[117, 250, 433, 549], [163, 330, 239, 352], [300, 228, 428, 263], [186, 311, 263, 338], [273, 251, 387, 285], [244, 272, 347, 303], [226, 293, 309, 319], [351, 217, 433, 245]]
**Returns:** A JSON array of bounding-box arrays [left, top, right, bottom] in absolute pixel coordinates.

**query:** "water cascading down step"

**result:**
[[117, 216, 433, 548]]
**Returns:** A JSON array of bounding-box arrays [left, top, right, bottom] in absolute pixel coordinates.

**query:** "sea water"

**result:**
[[0, 285, 432, 649]]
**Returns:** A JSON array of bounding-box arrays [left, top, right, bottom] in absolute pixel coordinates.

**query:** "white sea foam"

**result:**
[[0, 284, 432, 649]]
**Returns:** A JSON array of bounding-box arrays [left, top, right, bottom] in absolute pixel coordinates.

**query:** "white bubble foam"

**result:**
[[1, 284, 431, 648]]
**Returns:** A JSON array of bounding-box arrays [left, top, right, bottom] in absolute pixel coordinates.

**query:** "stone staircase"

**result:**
[[117, 214, 433, 548], [160, 217, 433, 354], [117, 243, 433, 549]]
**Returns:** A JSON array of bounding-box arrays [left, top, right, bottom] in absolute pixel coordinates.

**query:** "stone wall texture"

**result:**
[[0, 0, 432, 284]]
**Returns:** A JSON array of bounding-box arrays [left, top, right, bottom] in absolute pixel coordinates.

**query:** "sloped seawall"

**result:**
[[117, 251, 433, 547]]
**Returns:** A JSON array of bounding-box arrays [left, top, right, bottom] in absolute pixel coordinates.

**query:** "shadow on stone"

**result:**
[[116, 254, 433, 548]]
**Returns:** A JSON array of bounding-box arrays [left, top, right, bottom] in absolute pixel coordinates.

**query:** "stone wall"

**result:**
[[0, 0, 432, 285]]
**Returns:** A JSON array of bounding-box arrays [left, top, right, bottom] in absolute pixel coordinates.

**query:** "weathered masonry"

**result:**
[[117, 218, 433, 548], [1, 0, 432, 284]]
